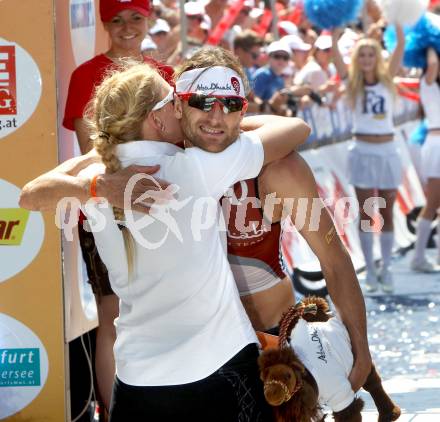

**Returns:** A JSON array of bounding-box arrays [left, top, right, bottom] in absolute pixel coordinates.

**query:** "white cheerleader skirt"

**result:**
[[421, 133, 440, 180], [347, 139, 402, 190]]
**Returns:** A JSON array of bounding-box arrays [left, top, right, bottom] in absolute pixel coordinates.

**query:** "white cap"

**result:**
[[149, 19, 171, 34], [314, 35, 332, 50], [249, 7, 264, 19], [267, 40, 292, 56], [200, 14, 211, 30], [338, 28, 358, 54], [278, 21, 298, 36], [141, 37, 158, 51], [176, 66, 246, 97], [184, 1, 205, 16], [281, 34, 311, 52]]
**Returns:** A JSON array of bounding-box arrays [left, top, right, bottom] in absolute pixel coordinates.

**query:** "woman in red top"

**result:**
[[63, 0, 173, 412]]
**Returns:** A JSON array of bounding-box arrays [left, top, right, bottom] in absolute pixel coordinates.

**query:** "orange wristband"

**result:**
[[90, 174, 99, 199]]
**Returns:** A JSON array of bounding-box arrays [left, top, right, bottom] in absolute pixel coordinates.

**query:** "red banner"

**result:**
[[207, 0, 246, 46]]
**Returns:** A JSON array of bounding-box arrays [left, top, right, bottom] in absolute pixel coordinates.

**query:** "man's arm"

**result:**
[[19, 150, 164, 212], [241, 115, 311, 165], [262, 152, 371, 391], [19, 150, 100, 211]]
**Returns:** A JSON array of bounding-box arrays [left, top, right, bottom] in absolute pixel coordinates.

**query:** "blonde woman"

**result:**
[[411, 48, 440, 272], [332, 25, 404, 293], [62, 0, 173, 409], [81, 62, 310, 421]]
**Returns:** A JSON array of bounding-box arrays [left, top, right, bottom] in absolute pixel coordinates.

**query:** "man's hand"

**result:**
[[96, 165, 173, 213], [348, 347, 372, 392]]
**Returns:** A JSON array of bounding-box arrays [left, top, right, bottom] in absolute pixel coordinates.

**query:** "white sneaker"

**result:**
[[379, 268, 394, 294], [365, 270, 379, 293], [410, 258, 440, 273]]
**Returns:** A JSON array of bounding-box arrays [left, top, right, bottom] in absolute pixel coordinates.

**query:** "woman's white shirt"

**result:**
[[80, 132, 264, 386]]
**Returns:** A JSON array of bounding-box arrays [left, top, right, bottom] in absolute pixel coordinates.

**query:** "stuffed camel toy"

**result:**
[[257, 297, 401, 422]]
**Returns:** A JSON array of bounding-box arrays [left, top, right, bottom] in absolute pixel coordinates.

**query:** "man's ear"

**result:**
[[240, 101, 248, 116], [174, 96, 183, 119], [150, 111, 165, 132]]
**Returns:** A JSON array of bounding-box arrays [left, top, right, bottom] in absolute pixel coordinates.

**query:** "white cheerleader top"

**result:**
[[420, 76, 440, 129], [352, 82, 394, 136]]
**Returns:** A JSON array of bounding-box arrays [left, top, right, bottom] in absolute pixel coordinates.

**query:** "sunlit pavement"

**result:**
[[360, 249, 439, 419], [324, 249, 440, 420]]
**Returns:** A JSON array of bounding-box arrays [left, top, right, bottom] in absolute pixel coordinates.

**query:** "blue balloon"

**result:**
[[304, 0, 364, 30]]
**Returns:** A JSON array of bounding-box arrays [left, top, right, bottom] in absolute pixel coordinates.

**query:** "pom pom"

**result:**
[[384, 13, 440, 68], [303, 0, 364, 30], [376, 0, 429, 27]]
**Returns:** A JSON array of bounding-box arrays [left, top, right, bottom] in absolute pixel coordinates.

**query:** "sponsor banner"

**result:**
[[0, 179, 45, 284], [0, 208, 30, 246], [69, 0, 96, 66], [0, 313, 49, 419], [0, 39, 42, 140]]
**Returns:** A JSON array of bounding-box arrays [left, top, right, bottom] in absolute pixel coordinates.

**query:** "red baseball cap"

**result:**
[[99, 0, 151, 22]]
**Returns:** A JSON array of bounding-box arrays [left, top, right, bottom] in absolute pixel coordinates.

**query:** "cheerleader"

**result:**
[[331, 24, 405, 293], [411, 48, 440, 272]]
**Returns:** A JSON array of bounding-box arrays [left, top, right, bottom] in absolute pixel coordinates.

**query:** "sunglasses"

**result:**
[[178, 93, 248, 114], [187, 14, 203, 22], [152, 88, 174, 111], [271, 53, 290, 61]]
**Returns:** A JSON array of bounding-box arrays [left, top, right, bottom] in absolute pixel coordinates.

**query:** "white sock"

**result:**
[[380, 231, 394, 272], [413, 218, 432, 264], [359, 231, 375, 273]]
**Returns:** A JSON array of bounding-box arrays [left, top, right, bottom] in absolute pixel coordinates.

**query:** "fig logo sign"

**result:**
[[0, 179, 44, 284], [0, 314, 49, 419], [0, 45, 16, 115], [0, 208, 30, 246], [0, 39, 42, 140], [69, 0, 96, 66]]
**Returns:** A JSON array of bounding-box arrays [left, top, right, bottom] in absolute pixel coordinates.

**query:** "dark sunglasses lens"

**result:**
[[272, 54, 289, 61], [187, 94, 210, 111], [187, 95, 244, 113], [221, 97, 244, 112]]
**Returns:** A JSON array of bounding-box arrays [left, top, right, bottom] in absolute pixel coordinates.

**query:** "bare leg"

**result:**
[[95, 294, 118, 411], [377, 189, 397, 292], [356, 188, 378, 290], [412, 178, 440, 269]]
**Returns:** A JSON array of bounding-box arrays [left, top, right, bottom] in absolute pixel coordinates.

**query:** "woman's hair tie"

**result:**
[[98, 130, 110, 140]]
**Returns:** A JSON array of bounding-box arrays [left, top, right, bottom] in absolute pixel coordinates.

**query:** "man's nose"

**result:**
[[206, 101, 225, 121]]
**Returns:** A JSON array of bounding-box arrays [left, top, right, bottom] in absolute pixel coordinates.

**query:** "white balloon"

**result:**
[[377, 0, 429, 26]]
